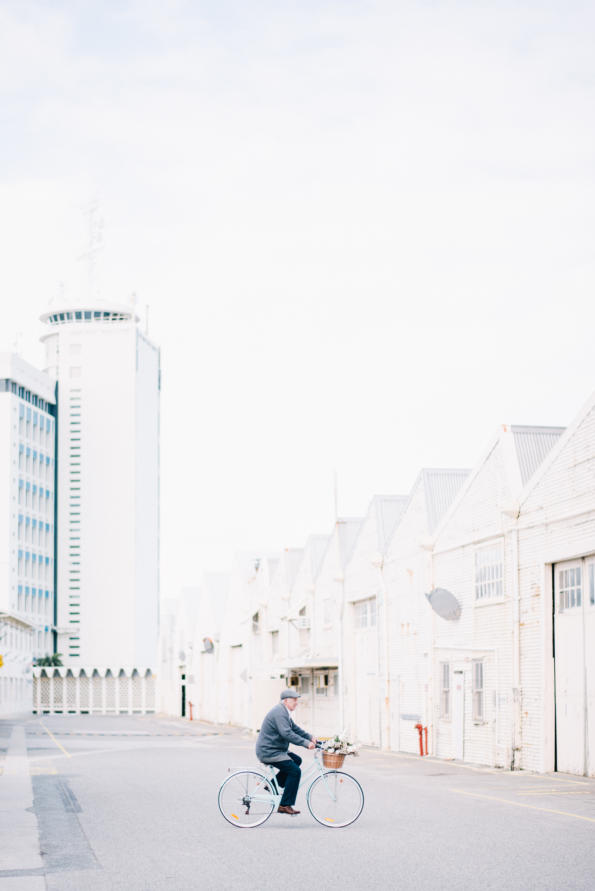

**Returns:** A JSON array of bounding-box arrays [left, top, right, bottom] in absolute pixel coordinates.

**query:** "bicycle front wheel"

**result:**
[[218, 770, 275, 828], [307, 771, 364, 828]]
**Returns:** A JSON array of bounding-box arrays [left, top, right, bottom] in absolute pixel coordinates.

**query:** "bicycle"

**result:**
[[217, 743, 364, 829]]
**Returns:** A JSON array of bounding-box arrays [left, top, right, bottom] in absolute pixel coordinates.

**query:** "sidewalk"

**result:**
[[0, 724, 45, 891]]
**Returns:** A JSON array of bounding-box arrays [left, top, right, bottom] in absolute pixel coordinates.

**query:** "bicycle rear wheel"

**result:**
[[218, 770, 275, 828], [307, 771, 364, 828]]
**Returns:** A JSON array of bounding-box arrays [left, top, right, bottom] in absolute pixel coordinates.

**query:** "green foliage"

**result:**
[[34, 653, 63, 667]]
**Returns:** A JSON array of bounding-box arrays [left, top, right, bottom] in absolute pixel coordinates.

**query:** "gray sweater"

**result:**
[[255, 702, 312, 763]]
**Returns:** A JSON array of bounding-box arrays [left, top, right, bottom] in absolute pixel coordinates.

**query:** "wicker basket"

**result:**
[[322, 751, 345, 769]]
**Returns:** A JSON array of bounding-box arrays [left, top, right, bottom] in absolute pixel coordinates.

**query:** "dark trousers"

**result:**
[[275, 752, 302, 806]]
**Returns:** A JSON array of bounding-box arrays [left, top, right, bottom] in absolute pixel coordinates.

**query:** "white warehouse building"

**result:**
[[40, 301, 160, 669]]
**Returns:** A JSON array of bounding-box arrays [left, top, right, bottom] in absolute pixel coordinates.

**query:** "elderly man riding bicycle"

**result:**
[[255, 689, 316, 815]]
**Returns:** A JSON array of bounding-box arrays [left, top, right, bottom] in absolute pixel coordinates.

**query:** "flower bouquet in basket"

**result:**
[[319, 734, 359, 769]]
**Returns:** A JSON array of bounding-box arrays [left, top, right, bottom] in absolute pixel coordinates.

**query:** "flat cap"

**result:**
[[280, 688, 300, 699]]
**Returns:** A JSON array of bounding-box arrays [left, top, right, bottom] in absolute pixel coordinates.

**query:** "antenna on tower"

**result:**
[[333, 469, 339, 522], [77, 200, 104, 301]]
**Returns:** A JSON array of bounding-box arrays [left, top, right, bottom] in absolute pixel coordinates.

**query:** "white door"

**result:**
[[586, 561, 595, 777], [554, 559, 595, 776], [230, 645, 245, 727], [355, 630, 380, 746], [389, 675, 400, 752], [452, 670, 464, 761]]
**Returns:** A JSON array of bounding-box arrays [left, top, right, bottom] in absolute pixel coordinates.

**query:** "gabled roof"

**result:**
[[432, 424, 566, 543], [421, 469, 471, 533], [283, 548, 304, 591], [511, 425, 565, 486], [337, 518, 364, 568], [265, 556, 280, 580], [373, 496, 409, 551], [306, 535, 331, 581], [517, 389, 595, 506], [201, 573, 231, 634]]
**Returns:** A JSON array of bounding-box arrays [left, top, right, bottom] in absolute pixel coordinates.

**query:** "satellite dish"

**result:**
[[425, 588, 462, 621]]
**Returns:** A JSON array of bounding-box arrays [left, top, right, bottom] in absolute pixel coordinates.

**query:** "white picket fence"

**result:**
[[32, 667, 156, 715]]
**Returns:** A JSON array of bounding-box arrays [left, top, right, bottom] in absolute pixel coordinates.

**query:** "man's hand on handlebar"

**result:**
[[308, 736, 318, 750]]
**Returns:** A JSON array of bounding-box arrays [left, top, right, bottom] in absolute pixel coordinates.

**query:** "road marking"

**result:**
[[39, 722, 71, 758], [451, 787, 595, 823], [517, 788, 592, 796], [513, 773, 589, 787]]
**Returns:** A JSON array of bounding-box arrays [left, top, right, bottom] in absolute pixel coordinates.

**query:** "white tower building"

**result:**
[[40, 302, 160, 669], [0, 353, 56, 712]]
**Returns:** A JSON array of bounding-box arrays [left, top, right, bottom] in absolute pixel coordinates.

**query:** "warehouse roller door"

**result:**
[[554, 558, 595, 776]]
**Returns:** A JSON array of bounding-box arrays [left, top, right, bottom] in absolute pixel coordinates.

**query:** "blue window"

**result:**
[[18, 479, 23, 488], [18, 514, 23, 524], [25, 517, 30, 526], [19, 443, 24, 453], [45, 590, 49, 598], [33, 412, 38, 426], [19, 404, 24, 418]]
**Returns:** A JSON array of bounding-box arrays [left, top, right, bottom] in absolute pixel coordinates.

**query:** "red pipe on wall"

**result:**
[[188, 701, 193, 721], [414, 723, 424, 757], [423, 725, 428, 756]]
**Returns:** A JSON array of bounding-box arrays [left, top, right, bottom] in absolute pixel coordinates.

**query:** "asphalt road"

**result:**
[[1, 714, 594, 891]]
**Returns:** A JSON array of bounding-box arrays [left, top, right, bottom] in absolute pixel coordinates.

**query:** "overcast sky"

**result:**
[[1, 0, 595, 597]]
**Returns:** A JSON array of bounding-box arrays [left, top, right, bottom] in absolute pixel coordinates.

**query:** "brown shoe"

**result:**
[[277, 805, 300, 815]]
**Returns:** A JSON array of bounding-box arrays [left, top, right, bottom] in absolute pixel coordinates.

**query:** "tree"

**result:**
[[34, 653, 63, 667]]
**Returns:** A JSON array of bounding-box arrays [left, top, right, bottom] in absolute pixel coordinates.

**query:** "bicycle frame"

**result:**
[[241, 750, 342, 808]]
